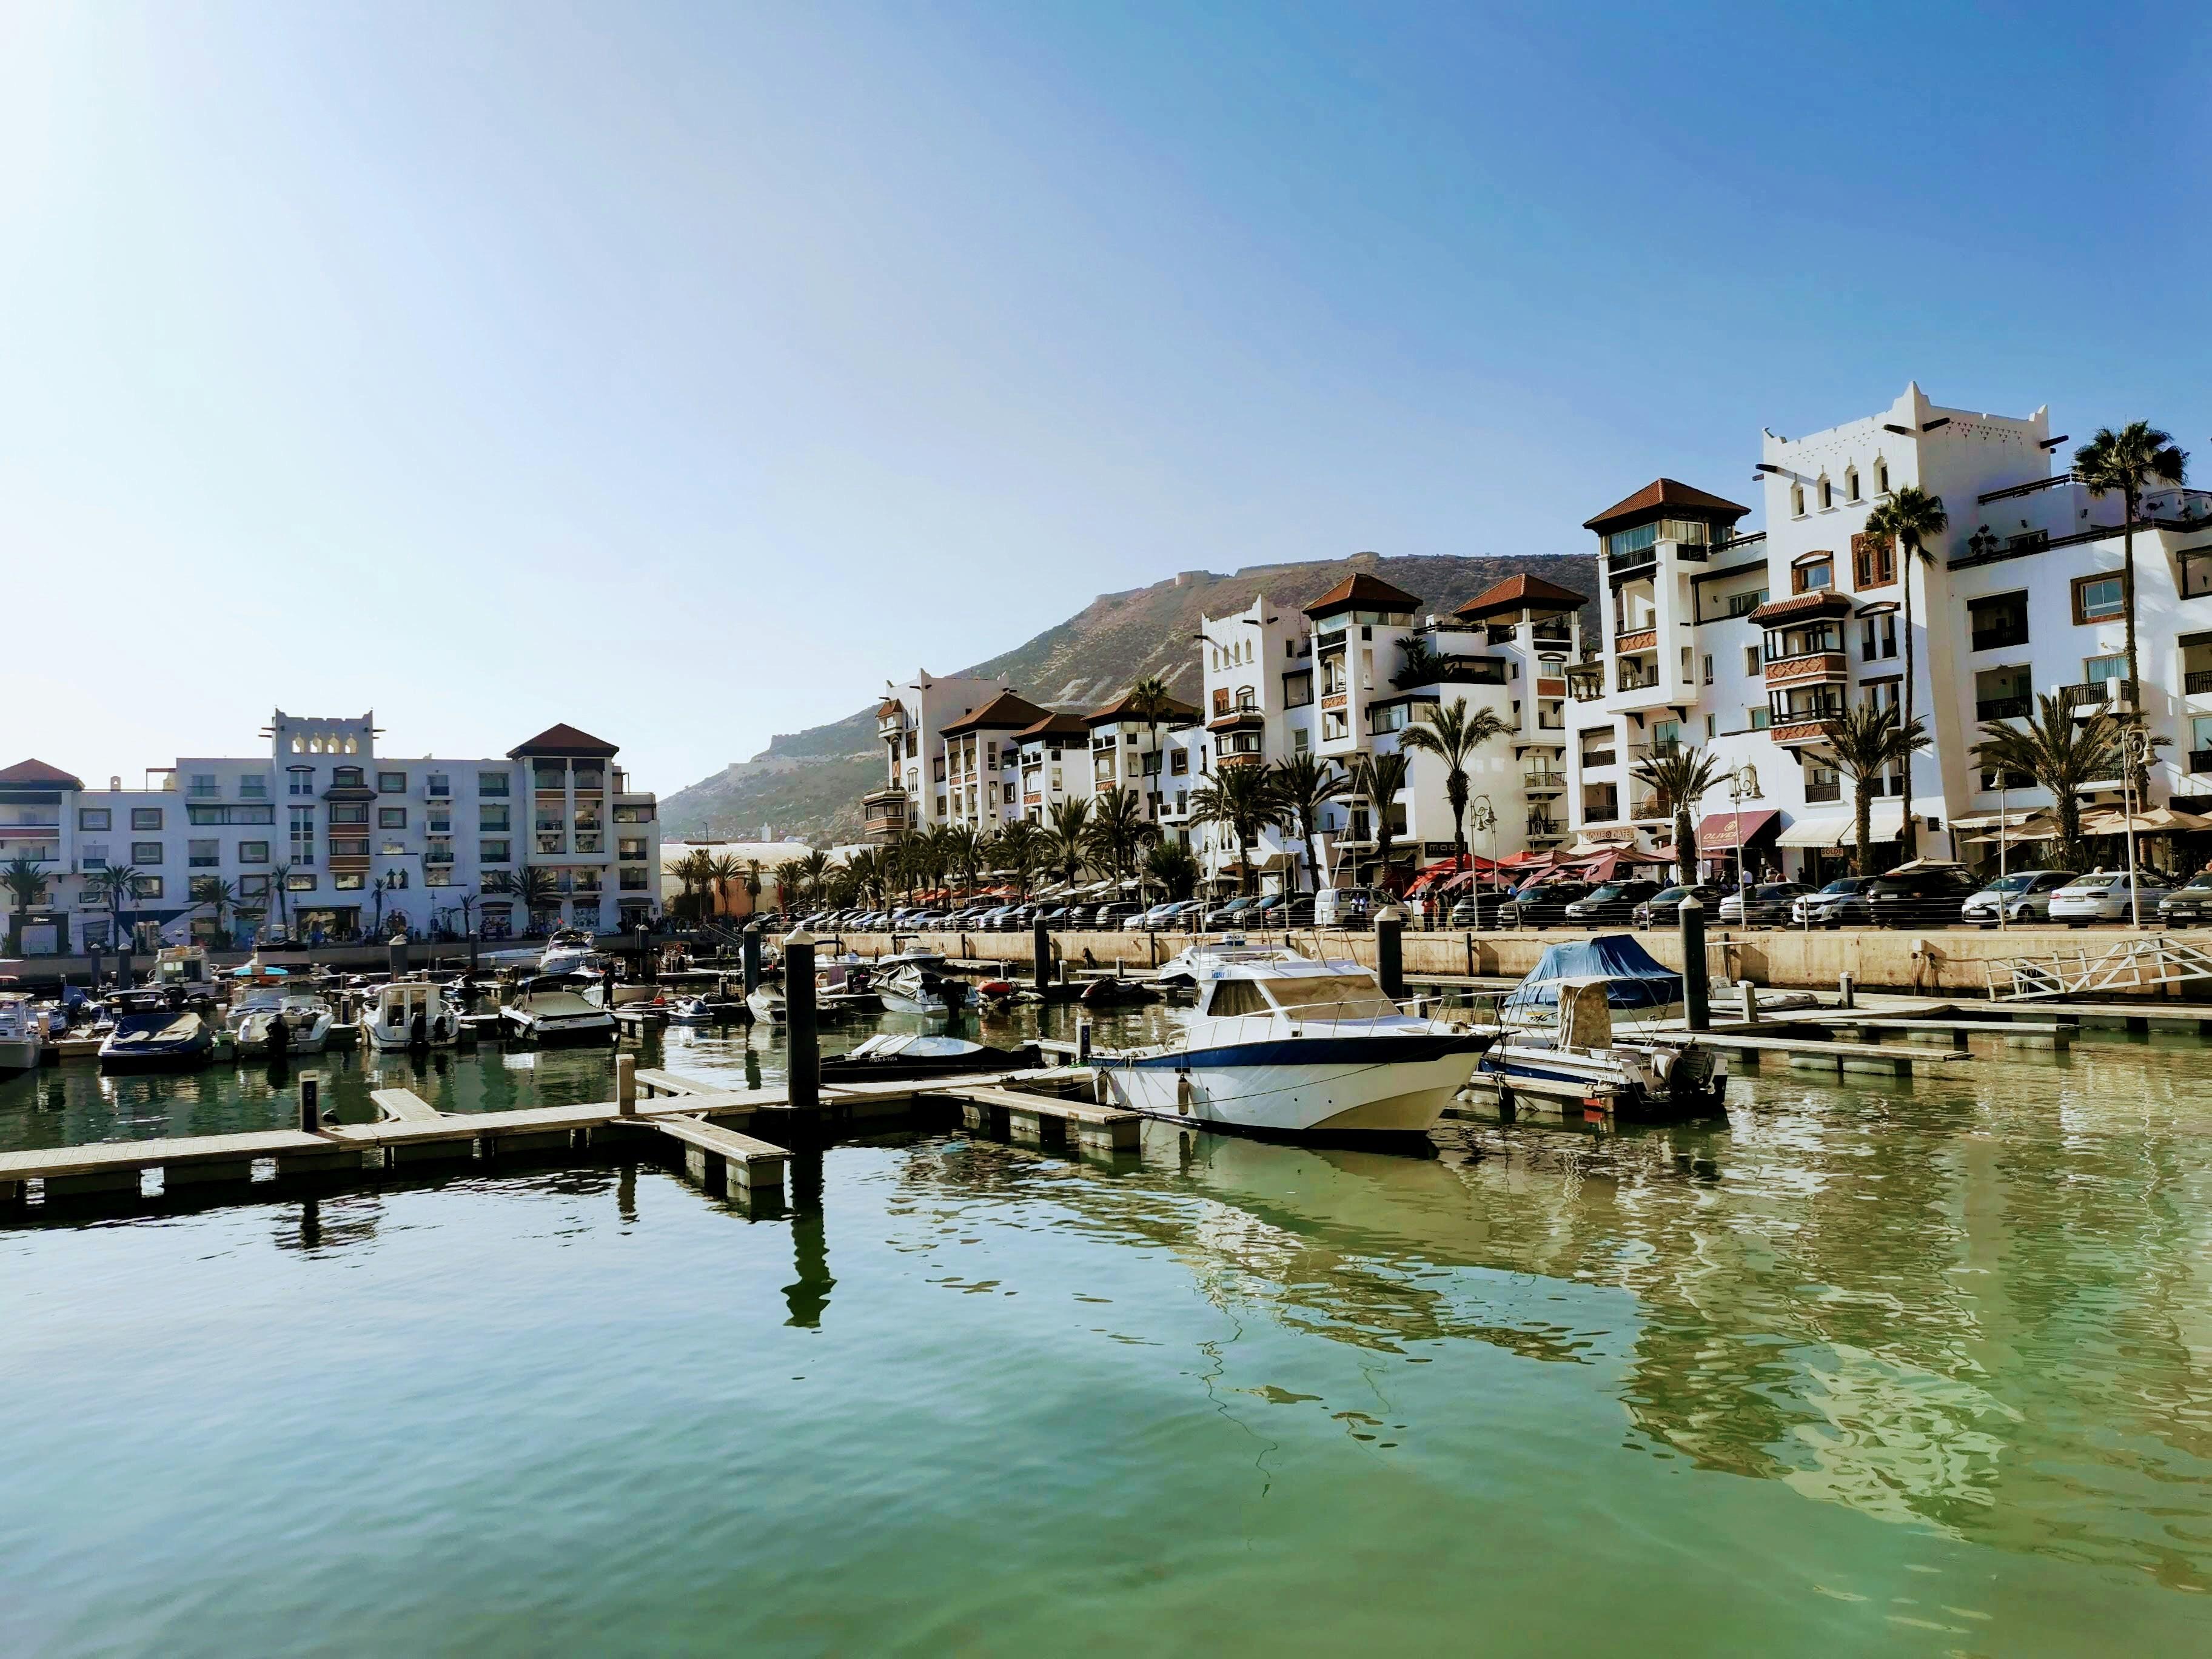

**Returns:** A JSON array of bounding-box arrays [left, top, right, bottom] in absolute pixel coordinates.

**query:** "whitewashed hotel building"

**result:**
[[0, 713, 661, 954]]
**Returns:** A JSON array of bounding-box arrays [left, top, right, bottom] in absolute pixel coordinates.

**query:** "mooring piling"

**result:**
[[742, 923, 762, 995], [786, 928, 820, 1113], [1376, 906, 1405, 1001], [1680, 897, 1709, 1032]]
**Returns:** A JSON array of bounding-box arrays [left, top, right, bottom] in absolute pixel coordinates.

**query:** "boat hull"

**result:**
[[0, 1037, 42, 1075], [1098, 1036, 1487, 1138], [1474, 1043, 1729, 1121]]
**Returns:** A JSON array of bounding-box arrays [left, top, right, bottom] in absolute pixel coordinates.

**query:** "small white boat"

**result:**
[[224, 987, 289, 1035], [538, 928, 605, 979], [368, 980, 462, 1050], [746, 984, 788, 1025], [0, 994, 42, 1075], [1090, 945, 1492, 1138], [877, 946, 970, 1014], [501, 976, 617, 1045], [1472, 937, 1728, 1121], [236, 994, 337, 1056]]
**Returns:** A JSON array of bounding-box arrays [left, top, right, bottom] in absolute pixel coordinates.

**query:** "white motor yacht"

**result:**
[[501, 976, 617, 1045], [368, 979, 462, 1050], [877, 946, 970, 1015], [746, 983, 787, 1025], [1090, 945, 1492, 1138], [235, 994, 337, 1056], [537, 928, 604, 979], [0, 994, 42, 1075]]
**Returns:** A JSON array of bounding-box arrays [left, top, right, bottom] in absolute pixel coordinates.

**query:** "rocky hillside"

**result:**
[[661, 550, 1600, 844]]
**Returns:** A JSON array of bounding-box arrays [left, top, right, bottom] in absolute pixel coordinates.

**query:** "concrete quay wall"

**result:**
[[848, 926, 2207, 998]]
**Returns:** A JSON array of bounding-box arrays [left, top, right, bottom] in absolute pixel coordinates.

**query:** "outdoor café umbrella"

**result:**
[[2081, 805, 2212, 836]]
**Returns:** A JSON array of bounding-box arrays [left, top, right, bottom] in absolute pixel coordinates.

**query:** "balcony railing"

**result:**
[[2060, 679, 2135, 712], [1581, 802, 1620, 824], [1581, 749, 1617, 770], [1523, 769, 1566, 792], [186, 785, 221, 800], [1630, 796, 1668, 821], [1805, 781, 1843, 803], [2188, 670, 2212, 695], [1970, 623, 2030, 652], [1975, 695, 2030, 721], [2193, 751, 2212, 774], [1617, 669, 1660, 692]]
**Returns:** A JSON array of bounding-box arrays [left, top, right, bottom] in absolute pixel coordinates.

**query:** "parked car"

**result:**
[[1313, 887, 1384, 928], [1962, 870, 2074, 928], [1447, 891, 1512, 928], [1865, 867, 1980, 928], [1203, 896, 1262, 928], [1500, 880, 1592, 930], [1717, 882, 1813, 926], [2048, 871, 2174, 926], [1561, 880, 1663, 927], [1791, 877, 1877, 929], [1632, 883, 1728, 928], [2159, 873, 2212, 927]]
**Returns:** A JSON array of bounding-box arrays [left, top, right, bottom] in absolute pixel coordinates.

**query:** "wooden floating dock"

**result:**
[[930, 1082, 1143, 1154], [1643, 1028, 1969, 1077]]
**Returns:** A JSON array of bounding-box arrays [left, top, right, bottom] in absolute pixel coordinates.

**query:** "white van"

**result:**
[[1313, 886, 1382, 929]]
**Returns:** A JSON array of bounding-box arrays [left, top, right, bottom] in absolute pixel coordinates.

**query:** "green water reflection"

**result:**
[[4, 1011, 2212, 1653]]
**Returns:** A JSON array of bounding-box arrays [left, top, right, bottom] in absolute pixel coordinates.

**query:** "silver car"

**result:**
[[2047, 872, 2174, 926], [1961, 870, 2073, 928]]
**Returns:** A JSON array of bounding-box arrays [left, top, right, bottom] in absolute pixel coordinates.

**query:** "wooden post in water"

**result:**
[[742, 922, 763, 996], [1032, 914, 1051, 994], [1738, 980, 1758, 1025], [616, 1053, 636, 1116], [1376, 906, 1406, 1001], [785, 928, 820, 1113], [1838, 971, 1855, 1010], [298, 1071, 320, 1134], [1076, 1016, 1092, 1065], [1679, 897, 1709, 1033]]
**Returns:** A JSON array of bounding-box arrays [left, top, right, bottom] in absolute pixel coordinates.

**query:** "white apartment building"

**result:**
[[1083, 688, 1202, 821], [1013, 711, 1094, 821], [0, 713, 661, 955], [866, 671, 1022, 843], [1566, 382, 2212, 877]]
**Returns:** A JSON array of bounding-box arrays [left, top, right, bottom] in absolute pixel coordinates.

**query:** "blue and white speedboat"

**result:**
[[1091, 944, 1491, 1138]]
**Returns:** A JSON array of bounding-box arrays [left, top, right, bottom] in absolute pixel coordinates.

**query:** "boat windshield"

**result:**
[[1264, 975, 1401, 1021]]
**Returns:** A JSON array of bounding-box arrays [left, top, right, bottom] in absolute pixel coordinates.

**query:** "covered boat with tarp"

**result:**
[[1502, 935, 1683, 1014], [1475, 934, 1724, 1120]]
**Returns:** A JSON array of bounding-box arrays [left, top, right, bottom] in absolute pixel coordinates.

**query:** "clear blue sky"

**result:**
[[7, 2, 2208, 798]]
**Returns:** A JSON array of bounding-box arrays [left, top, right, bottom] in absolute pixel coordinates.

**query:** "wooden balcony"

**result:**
[[1617, 628, 1658, 654], [1764, 652, 1849, 686]]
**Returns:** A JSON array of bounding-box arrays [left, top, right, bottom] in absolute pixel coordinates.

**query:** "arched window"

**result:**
[[1818, 475, 1832, 510], [1845, 466, 1860, 501], [1875, 458, 1889, 494], [1791, 483, 1806, 517]]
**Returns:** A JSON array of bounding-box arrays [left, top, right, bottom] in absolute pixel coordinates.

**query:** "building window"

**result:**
[[1749, 706, 1771, 731], [480, 805, 510, 831], [239, 875, 270, 899], [480, 839, 511, 864], [1283, 669, 1313, 708], [611, 803, 654, 823], [132, 841, 164, 864], [2073, 574, 2126, 625], [1845, 466, 1860, 501], [2085, 653, 2128, 687], [1743, 645, 1761, 676], [425, 867, 453, 888], [332, 766, 364, 789], [189, 804, 275, 825], [329, 803, 369, 827], [78, 808, 110, 831], [333, 873, 365, 891], [1818, 475, 1832, 510], [329, 838, 370, 859], [427, 773, 449, 797], [132, 876, 163, 900], [239, 841, 269, 863], [478, 771, 510, 797], [1852, 531, 1895, 588], [187, 773, 217, 799], [1875, 459, 1889, 494], [1791, 555, 1834, 594], [286, 872, 317, 892], [617, 837, 648, 860], [1321, 709, 1350, 742], [131, 808, 163, 831], [378, 771, 407, 793], [189, 839, 220, 867], [289, 766, 315, 797], [290, 806, 315, 863], [379, 808, 407, 829], [1866, 679, 1901, 715], [239, 776, 267, 799], [1860, 614, 1898, 661], [1701, 653, 1714, 685], [1791, 483, 1806, 517], [1170, 750, 1189, 776], [1292, 726, 1310, 754]]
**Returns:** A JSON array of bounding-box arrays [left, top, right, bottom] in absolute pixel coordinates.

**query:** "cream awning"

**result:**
[[1776, 814, 1852, 849]]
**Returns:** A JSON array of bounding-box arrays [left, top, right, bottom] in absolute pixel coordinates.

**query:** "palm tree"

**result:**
[[1268, 752, 1348, 896], [267, 862, 295, 931], [1188, 761, 1282, 896], [370, 875, 388, 938], [938, 825, 979, 901], [771, 859, 802, 919], [1045, 797, 1092, 890], [1345, 749, 1410, 891], [800, 849, 833, 911], [1813, 703, 1930, 877], [743, 859, 764, 911], [991, 818, 1041, 897], [1394, 637, 1441, 689], [1397, 698, 1512, 873], [495, 865, 558, 931], [1086, 786, 1155, 891], [1142, 837, 1200, 901], [94, 862, 142, 951], [1973, 695, 2123, 874], [2, 854, 49, 957], [1863, 484, 1949, 857], [1128, 674, 1178, 820], [1629, 745, 1724, 887], [190, 874, 240, 950], [2076, 421, 2189, 794], [707, 853, 746, 919]]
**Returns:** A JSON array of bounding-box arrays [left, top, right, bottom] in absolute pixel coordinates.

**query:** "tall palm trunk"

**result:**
[[1900, 551, 1918, 862], [1674, 806, 1695, 888]]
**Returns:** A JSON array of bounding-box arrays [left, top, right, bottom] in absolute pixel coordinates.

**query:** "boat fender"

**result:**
[[1176, 1073, 1193, 1116]]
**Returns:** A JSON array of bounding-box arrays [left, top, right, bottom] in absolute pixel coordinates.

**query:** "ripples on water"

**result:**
[[4, 1008, 2212, 1654]]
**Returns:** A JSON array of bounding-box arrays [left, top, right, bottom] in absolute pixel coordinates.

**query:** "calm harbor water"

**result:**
[[5, 1005, 2212, 1654]]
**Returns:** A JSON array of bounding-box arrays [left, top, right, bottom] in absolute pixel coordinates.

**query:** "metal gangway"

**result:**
[[1983, 933, 2212, 1000]]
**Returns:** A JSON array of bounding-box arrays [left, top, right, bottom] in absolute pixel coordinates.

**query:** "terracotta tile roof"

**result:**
[[938, 689, 1049, 737], [1014, 711, 1091, 743], [1453, 572, 1591, 620], [506, 722, 620, 759], [1582, 478, 1751, 534], [875, 697, 906, 720], [1301, 571, 1424, 615], [1746, 590, 1853, 625], [1085, 688, 1201, 725], [0, 757, 84, 790]]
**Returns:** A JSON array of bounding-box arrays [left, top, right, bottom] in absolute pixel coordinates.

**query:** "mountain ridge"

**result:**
[[661, 550, 1600, 843]]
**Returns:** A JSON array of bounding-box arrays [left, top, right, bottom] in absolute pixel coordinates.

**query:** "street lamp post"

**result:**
[[1470, 796, 1496, 930], [2122, 729, 2153, 929], [1726, 763, 1762, 928]]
